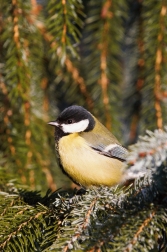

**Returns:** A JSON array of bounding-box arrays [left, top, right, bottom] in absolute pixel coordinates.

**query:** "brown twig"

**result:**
[[123, 210, 156, 252], [154, 4, 167, 129], [99, 0, 112, 130], [62, 0, 67, 44], [0, 210, 47, 250], [65, 58, 94, 110], [63, 197, 98, 252]]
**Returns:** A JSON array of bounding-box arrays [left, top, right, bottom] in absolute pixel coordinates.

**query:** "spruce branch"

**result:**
[[82, 0, 127, 134], [0, 128, 167, 251], [126, 128, 167, 180], [0, 0, 57, 191], [140, 0, 167, 132], [123, 209, 157, 252], [62, 196, 98, 252], [0, 189, 72, 252], [46, 0, 85, 62], [34, 11, 94, 110]]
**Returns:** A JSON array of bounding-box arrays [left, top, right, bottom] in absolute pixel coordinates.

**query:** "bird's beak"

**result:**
[[48, 121, 59, 127]]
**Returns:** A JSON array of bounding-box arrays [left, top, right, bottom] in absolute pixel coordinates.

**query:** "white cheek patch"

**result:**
[[62, 119, 89, 133]]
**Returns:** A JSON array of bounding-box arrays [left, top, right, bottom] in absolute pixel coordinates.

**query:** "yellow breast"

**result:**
[[58, 133, 124, 187]]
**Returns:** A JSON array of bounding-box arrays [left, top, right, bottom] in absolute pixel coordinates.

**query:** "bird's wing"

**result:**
[[80, 119, 128, 162], [91, 143, 128, 162]]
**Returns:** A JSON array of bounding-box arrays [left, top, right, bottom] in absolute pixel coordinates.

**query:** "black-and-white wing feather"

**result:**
[[92, 144, 128, 162]]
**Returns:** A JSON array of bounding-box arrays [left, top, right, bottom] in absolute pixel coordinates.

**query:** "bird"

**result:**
[[48, 105, 128, 187]]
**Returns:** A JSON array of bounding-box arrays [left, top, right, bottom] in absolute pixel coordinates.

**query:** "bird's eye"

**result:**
[[67, 119, 73, 124]]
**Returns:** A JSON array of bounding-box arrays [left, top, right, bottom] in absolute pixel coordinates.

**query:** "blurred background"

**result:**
[[0, 0, 167, 192]]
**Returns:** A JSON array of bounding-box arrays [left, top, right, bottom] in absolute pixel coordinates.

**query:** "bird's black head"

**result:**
[[48, 105, 95, 134]]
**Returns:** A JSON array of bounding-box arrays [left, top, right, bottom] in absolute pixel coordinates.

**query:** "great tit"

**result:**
[[48, 105, 128, 187]]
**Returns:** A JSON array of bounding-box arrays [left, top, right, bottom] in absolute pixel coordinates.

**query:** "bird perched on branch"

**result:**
[[48, 105, 128, 187]]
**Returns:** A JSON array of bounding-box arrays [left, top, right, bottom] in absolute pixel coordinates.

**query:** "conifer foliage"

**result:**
[[0, 129, 167, 251], [0, 0, 167, 251]]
